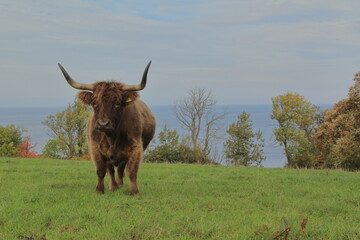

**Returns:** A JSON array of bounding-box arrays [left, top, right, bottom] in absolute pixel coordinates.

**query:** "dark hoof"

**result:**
[[95, 188, 104, 195], [109, 184, 119, 191], [130, 191, 140, 196]]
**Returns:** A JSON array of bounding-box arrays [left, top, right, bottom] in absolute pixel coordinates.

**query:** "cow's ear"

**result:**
[[77, 91, 93, 105], [123, 92, 139, 106]]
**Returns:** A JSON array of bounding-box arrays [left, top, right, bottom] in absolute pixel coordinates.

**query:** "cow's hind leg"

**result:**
[[116, 161, 126, 186], [107, 163, 119, 191], [126, 148, 142, 196], [127, 161, 140, 196]]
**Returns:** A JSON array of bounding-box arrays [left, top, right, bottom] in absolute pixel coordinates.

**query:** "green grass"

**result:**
[[0, 158, 359, 239]]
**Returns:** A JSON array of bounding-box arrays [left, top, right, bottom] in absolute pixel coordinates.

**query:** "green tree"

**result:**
[[224, 111, 265, 167], [0, 125, 26, 157], [42, 99, 90, 159], [271, 92, 320, 168], [314, 72, 360, 170]]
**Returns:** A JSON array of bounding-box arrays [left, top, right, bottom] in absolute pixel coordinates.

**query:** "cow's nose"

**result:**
[[97, 119, 110, 128]]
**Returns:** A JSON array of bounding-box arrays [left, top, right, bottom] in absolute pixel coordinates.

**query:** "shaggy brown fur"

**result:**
[[77, 81, 156, 195]]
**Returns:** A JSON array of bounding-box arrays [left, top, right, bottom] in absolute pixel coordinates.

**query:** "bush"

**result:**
[[145, 144, 211, 164], [144, 125, 213, 164], [0, 125, 26, 157], [42, 139, 63, 159], [17, 136, 38, 158]]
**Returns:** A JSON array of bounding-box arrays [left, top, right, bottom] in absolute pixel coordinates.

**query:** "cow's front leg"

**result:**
[[93, 153, 107, 194], [107, 163, 119, 191], [126, 147, 142, 196], [94, 158, 107, 195]]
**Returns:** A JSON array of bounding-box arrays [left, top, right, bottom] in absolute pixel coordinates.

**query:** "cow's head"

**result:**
[[58, 61, 151, 134]]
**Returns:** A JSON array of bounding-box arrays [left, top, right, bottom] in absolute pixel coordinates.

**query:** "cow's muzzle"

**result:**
[[96, 119, 114, 131]]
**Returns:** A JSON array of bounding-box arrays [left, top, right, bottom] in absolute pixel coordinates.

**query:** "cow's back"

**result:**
[[136, 100, 156, 150]]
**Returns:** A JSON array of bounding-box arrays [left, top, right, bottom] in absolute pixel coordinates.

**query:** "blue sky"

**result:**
[[0, 0, 359, 107]]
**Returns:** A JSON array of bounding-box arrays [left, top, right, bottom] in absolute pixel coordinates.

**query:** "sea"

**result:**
[[0, 105, 331, 168]]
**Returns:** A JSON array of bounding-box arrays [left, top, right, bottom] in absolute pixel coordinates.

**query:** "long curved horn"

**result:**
[[58, 63, 94, 91], [123, 61, 152, 91]]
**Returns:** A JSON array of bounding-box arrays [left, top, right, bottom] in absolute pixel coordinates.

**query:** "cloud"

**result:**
[[0, 0, 358, 107]]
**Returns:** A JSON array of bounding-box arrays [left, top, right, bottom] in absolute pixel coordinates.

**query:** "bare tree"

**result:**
[[174, 88, 226, 159]]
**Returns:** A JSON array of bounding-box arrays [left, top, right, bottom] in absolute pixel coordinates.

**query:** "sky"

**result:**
[[0, 0, 359, 107]]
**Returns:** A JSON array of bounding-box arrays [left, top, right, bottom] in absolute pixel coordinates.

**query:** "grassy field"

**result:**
[[0, 158, 359, 240]]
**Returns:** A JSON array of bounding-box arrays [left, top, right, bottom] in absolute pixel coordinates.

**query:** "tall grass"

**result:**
[[0, 157, 359, 239]]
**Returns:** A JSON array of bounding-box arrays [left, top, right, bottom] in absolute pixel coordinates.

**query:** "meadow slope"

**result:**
[[0, 158, 359, 239]]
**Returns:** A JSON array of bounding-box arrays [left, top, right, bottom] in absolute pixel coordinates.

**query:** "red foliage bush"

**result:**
[[17, 136, 38, 158]]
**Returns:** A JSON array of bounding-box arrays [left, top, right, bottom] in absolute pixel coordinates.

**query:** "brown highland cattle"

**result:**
[[58, 61, 156, 195]]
